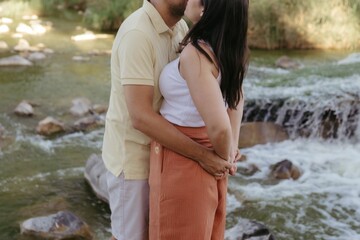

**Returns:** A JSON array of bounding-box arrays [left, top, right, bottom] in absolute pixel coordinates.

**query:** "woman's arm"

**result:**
[[179, 43, 232, 161], [227, 89, 244, 163]]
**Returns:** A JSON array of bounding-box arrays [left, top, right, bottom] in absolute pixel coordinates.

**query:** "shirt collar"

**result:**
[[143, 0, 178, 36]]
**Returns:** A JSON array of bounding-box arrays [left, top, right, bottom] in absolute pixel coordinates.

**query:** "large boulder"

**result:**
[[239, 122, 289, 148], [20, 210, 93, 239], [84, 154, 109, 203]]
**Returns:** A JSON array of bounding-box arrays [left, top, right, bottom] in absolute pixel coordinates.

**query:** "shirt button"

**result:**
[[155, 146, 160, 154]]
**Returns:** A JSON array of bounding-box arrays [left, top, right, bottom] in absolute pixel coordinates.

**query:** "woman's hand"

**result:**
[[228, 148, 241, 176]]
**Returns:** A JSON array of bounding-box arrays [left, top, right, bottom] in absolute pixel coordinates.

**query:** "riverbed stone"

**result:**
[[14, 100, 34, 116], [36, 117, 65, 136], [72, 115, 104, 132], [269, 159, 301, 180], [84, 154, 109, 203], [91, 104, 108, 114], [275, 56, 301, 69], [27, 52, 47, 61], [70, 97, 92, 117], [238, 122, 289, 148], [0, 55, 33, 66], [20, 210, 93, 240]]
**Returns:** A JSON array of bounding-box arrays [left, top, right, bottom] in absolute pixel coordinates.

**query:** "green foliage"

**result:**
[[249, 0, 360, 49], [83, 0, 142, 31]]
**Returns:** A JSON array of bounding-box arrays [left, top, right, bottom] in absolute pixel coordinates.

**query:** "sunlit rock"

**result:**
[[14, 101, 34, 116], [0, 41, 9, 51], [0, 24, 10, 33], [238, 122, 289, 148], [72, 55, 90, 61], [70, 97, 92, 116], [30, 22, 47, 34], [16, 23, 34, 34], [72, 115, 104, 132], [88, 49, 112, 56], [27, 52, 46, 61], [14, 39, 30, 51], [22, 15, 38, 20], [1, 17, 13, 24], [91, 104, 108, 114], [12, 33, 23, 38], [43, 48, 55, 54], [71, 31, 96, 41], [269, 159, 301, 180], [20, 210, 93, 240], [71, 31, 111, 41], [0, 55, 33, 66], [84, 154, 109, 203], [275, 56, 302, 69], [36, 117, 65, 136]]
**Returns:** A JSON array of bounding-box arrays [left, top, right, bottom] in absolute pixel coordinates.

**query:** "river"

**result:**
[[0, 16, 359, 240]]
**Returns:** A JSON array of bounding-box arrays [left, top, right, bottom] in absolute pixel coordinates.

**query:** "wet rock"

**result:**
[[14, 100, 34, 116], [70, 97, 92, 117], [27, 52, 46, 61], [84, 154, 109, 203], [238, 122, 289, 148], [36, 117, 65, 136], [20, 210, 93, 240], [240, 219, 275, 240], [238, 163, 260, 176], [269, 159, 301, 180], [0, 55, 33, 66], [275, 56, 301, 69], [72, 115, 104, 132], [239, 154, 248, 162]]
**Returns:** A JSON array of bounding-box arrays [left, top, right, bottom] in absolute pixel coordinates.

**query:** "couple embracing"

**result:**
[[102, 0, 249, 239]]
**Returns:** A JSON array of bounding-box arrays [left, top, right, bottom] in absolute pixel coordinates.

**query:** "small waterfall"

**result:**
[[243, 97, 360, 141]]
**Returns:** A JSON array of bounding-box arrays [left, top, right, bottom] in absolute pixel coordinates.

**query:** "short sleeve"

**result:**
[[117, 30, 155, 86]]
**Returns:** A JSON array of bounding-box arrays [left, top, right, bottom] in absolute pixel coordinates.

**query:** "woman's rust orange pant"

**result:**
[[149, 125, 227, 240]]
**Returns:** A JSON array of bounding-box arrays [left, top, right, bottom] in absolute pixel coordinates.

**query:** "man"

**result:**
[[102, 0, 232, 239]]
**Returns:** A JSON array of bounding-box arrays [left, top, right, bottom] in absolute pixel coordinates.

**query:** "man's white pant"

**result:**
[[106, 171, 149, 240]]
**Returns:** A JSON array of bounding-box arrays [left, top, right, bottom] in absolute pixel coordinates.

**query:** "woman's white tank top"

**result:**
[[159, 55, 221, 127]]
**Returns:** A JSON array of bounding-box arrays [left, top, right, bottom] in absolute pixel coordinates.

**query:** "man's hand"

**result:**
[[197, 149, 233, 179]]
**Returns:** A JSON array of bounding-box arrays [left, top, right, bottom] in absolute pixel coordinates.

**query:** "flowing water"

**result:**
[[0, 16, 359, 240]]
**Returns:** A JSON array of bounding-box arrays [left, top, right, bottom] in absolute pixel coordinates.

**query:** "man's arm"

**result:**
[[124, 85, 232, 176]]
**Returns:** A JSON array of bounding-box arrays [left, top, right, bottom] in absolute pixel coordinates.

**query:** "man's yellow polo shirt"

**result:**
[[102, 0, 188, 179]]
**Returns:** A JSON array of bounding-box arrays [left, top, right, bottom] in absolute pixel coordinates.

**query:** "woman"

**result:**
[[149, 0, 249, 239]]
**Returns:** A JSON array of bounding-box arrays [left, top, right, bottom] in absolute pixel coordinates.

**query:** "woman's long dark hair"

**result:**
[[181, 0, 249, 110]]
